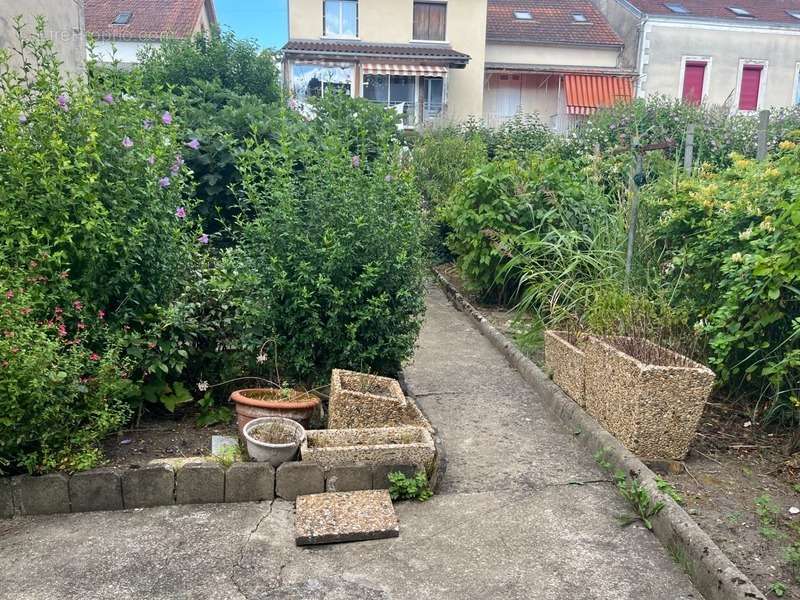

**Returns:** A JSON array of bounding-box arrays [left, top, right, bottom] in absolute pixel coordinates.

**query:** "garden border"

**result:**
[[433, 270, 766, 600]]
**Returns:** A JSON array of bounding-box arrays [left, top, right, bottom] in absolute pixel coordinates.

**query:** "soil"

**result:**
[[101, 415, 239, 468], [436, 261, 800, 598], [340, 373, 394, 397], [248, 422, 298, 445], [237, 389, 313, 403]]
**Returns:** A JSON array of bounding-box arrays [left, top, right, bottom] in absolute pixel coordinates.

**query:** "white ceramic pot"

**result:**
[[242, 417, 306, 467]]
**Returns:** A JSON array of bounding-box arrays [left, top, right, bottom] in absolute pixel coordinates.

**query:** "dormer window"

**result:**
[[324, 0, 358, 37], [112, 11, 132, 25], [664, 3, 689, 14], [514, 11, 533, 20], [572, 13, 589, 23], [727, 6, 754, 18], [787, 10, 800, 20]]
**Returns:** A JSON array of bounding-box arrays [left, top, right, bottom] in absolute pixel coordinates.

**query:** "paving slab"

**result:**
[[295, 490, 399, 546], [0, 286, 701, 599]]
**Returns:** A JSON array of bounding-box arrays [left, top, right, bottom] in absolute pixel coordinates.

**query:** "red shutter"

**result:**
[[738, 65, 763, 111], [681, 62, 706, 105]]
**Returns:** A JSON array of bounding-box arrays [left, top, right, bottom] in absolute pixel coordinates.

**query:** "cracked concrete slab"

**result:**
[[0, 286, 701, 599]]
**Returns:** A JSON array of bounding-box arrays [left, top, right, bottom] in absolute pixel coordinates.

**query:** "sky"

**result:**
[[215, 0, 288, 50]]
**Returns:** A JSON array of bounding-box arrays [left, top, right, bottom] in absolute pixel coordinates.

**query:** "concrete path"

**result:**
[[0, 286, 701, 600]]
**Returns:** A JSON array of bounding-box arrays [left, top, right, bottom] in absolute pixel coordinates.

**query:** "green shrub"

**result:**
[[462, 113, 553, 159], [219, 98, 425, 386], [0, 277, 135, 474]]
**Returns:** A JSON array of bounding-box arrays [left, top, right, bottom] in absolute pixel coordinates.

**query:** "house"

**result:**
[[0, 0, 86, 75], [593, 0, 800, 111], [484, 0, 634, 130], [282, 0, 635, 129], [85, 0, 217, 66]]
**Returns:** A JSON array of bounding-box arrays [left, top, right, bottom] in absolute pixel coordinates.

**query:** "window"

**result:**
[[727, 6, 754, 17], [324, 0, 358, 37], [292, 64, 353, 100], [681, 61, 706, 105], [514, 11, 533, 20], [572, 13, 589, 22], [795, 63, 800, 105], [413, 2, 447, 41], [113, 12, 132, 25], [664, 3, 689, 14], [738, 64, 764, 111], [788, 10, 800, 20], [363, 74, 417, 123]]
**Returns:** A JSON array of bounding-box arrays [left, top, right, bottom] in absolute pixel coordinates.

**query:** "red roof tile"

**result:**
[[85, 0, 216, 41], [487, 0, 624, 47], [625, 0, 800, 24]]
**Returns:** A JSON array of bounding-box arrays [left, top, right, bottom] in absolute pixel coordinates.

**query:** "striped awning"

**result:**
[[564, 74, 634, 115], [361, 63, 447, 76]]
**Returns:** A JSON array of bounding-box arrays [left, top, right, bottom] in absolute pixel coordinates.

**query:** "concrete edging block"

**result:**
[[122, 464, 175, 509], [276, 462, 324, 500], [434, 269, 766, 600], [0, 477, 13, 518], [176, 462, 225, 505], [325, 465, 373, 492], [372, 464, 417, 490], [225, 462, 275, 503], [11, 473, 70, 515], [69, 468, 123, 513]]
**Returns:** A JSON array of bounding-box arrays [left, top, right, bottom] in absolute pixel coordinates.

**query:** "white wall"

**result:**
[[486, 42, 620, 68], [93, 40, 158, 65]]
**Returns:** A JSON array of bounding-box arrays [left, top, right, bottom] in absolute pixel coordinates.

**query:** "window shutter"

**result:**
[[413, 2, 446, 41], [413, 3, 429, 39], [681, 62, 706, 105], [738, 65, 763, 111]]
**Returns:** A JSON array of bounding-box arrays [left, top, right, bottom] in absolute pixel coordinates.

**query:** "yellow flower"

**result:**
[[779, 140, 797, 151], [764, 167, 780, 178]]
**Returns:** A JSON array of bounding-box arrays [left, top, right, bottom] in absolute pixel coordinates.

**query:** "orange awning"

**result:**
[[564, 75, 634, 115]]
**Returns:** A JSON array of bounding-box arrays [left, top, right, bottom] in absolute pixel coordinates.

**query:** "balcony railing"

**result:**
[[369, 100, 445, 127]]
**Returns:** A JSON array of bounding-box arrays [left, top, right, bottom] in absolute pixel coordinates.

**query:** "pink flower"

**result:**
[[159, 176, 171, 188], [98, 309, 106, 320], [351, 155, 361, 168], [54, 307, 64, 315], [57, 93, 69, 111], [175, 206, 187, 219], [185, 138, 200, 151], [77, 322, 86, 331], [73, 300, 83, 311], [89, 353, 101, 361], [171, 154, 184, 174], [198, 233, 209, 245], [162, 111, 173, 125], [143, 119, 153, 129], [122, 136, 134, 149], [102, 93, 114, 104], [59, 271, 69, 280], [4, 291, 13, 300], [58, 324, 67, 338]]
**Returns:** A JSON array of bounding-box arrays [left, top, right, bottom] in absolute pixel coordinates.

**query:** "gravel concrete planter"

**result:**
[[243, 417, 306, 467], [301, 426, 435, 472], [543, 330, 585, 406], [583, 335, 715, 460], [328, 370, 409, 429], [230, 388, 320, 433]]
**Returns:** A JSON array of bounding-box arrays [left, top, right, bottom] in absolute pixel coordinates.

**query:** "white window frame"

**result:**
[[734, 58, 768, 114], [410, 1, 449, 44], [677, 55, 712, 103], [291, 62, 356, 100], [323, 0, 358, 39], [793, 62, 800, 106]]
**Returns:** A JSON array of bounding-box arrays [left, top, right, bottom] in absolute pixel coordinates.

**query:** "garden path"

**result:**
[[0, 285, 700, 599]]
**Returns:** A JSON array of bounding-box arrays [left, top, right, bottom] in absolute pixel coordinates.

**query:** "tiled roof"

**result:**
[[487, 0, 624, 47], [85, 0, 215, 41], [282, 40, 471, 66], [623, 0, 800, 24]]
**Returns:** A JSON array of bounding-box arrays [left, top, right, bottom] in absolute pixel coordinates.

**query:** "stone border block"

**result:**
[[122, 464, 175, 508], [11, 473, 70, 515], [225, 462, 275, 503], [0, 477, 13, 519], [69, 468, 123, 513], [372, 464, 417, 490], [434, 269, 766, 600], [176, 462, 225, 505], [276, 462, 324, 500], [325, 465, 373, 492]]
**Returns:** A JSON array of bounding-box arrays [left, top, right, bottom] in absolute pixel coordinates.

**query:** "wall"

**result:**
[[642, 19, 800, 109], [590, 0, 641, 69], [287, 0, 487, 120], [0, 0, 86, 75], [485, 42, 620, 68], [93, 40, 157, 65]]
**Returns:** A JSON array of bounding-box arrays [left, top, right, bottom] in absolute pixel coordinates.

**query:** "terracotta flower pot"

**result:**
[[230, 388, 320, 434]]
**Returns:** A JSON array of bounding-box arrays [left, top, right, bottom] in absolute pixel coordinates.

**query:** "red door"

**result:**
[[682, 61, 706, 105], [738, 65, 763, 111]]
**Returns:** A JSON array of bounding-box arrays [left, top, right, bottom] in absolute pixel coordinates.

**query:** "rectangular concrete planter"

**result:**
[[328, 369, 409, 429], [583, 335, 715, 460], [543, 330, 585, 406], [301, 426, 435, 472]]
